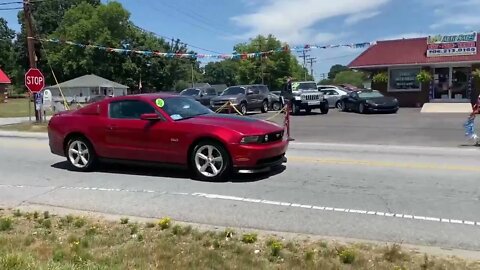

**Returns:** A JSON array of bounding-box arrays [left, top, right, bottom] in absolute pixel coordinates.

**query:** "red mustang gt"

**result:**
[[48, 94, 288, 181]]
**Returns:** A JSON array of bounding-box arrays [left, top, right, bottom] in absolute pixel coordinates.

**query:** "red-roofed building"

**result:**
[[0, 68, 11, 100], [349, 32, 480, 107]]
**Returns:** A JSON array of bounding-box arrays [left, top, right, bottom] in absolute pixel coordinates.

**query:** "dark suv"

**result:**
[[180, 87, 218, 106], [210, 84, 270, 114]]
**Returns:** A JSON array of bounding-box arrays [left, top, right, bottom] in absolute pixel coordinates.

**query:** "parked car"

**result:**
[[337, 89, 399, 114], [180, 87, 218, 107], [48, 94, 288, 181], [284, 81, 328, 115], [210, 84, 270, 114], [319, 88, 349, 108], [268, 91, 283, 111]]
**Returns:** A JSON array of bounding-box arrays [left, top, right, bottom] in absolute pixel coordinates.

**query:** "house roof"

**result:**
[[349, 34, 480, 68], [48, 74, 128, 89], [0, 69, 11, 84]]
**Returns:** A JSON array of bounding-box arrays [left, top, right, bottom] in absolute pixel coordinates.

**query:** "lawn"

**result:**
[[0, 122, 48, 132], [0, 98, 33, 118], [0, 209, 478, 270]]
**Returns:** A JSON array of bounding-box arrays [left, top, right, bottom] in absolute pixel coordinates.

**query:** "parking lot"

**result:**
[[253, 108, 473, 148]]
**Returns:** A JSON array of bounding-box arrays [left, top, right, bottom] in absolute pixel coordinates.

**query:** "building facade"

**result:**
[[349, 32, 480, 107]]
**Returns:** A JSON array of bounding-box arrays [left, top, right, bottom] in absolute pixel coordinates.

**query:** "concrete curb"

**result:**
[[0, 130, 48, 139]]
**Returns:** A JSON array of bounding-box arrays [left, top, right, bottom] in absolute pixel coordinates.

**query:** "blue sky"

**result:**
[[2, 0, 480, 80]]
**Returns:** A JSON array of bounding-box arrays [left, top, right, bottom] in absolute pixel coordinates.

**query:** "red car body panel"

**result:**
[[48, 94, 288, 169]]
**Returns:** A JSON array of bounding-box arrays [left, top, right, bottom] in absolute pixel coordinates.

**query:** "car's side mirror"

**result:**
[[140, 113, 161, 121]]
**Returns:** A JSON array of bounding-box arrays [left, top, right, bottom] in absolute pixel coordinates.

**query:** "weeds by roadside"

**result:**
[[0, 209, 479, 270]]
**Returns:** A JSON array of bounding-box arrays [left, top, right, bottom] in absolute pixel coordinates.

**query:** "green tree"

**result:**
[[204, 60, 238, 86], [0, 18, 15, 79], [318, 78, 333, 85], [328, 64, 349, 80], [333, 70, 367, 88], [232, 34, 312, 90]]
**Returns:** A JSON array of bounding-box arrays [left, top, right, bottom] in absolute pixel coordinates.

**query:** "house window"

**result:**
[[388, 68, 421, 92]]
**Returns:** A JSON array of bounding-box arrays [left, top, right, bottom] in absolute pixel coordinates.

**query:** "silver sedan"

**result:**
[[319, 88, 350, 108]]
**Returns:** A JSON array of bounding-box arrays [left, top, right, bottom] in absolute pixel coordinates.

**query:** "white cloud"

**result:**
[[344, 11, 380, 25], [231, 0, 390, 45], [422, 0, 480, 30], [379, 32, 429, 41]]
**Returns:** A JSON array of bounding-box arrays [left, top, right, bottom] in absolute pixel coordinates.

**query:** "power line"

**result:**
[[131, 24, 224, 55], [0, 0, 43, 5], [141, 0, 229, 37], [0, 6, 21, 10]]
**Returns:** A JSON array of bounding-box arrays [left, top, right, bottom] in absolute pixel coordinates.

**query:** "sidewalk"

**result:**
[[0, 116, 51, 126]]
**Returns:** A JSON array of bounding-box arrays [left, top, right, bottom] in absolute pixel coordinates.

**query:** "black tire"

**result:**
[[65, 136, 97, 172], [320, 102, 329, 114], [305, 108, 312, 114], [272, 102, 281, 111], [336, 101, 346, 112], [291, 101, 301, 115], [358, 103, 365, 114], [239, 102, 247, 115], [261, 100, 268, 113], [190, 140, 231, 181]]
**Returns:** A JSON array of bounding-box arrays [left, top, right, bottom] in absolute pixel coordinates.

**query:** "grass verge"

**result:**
[[0, 122, 48, 132], [0, 209, 479, 269], [0, 98, 33, 118]]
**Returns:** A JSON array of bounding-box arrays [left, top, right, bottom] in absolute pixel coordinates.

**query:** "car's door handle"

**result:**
[[106, 125, 116, 131]]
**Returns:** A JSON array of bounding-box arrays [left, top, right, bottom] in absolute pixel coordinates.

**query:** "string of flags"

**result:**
[[28, 37, 375, 60]]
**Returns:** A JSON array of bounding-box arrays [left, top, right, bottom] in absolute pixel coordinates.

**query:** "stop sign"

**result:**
[[25, 68, 45, 93]]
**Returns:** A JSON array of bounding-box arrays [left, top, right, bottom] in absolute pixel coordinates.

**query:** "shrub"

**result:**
[[339, 248, 356, 264], [43, 211, 50, 219], [120, 218, 129, 225], [13, 210, 22, 217], [33, 212, 39, 219], [145, 222, 155, 228], [129, 224, 138, 235], [42, 219, 52, 229], [224, 228, 235, 239], [0, 217, 13, 231], [384, 244, 408, 262], [241, 233, 257, 244], [416, 70, 432, 83], [73, 217, 86, 228], [158, 217, 172, 230], [372, 72, 388, 84], [269, 240, 283, 257], [305, 250, 315, 261]]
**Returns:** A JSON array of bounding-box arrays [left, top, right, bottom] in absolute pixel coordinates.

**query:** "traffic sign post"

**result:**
[[24, 68, 45, 122]]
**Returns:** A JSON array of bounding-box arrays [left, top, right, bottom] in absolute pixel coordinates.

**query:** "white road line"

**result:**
[[1, 184, 479, 227]]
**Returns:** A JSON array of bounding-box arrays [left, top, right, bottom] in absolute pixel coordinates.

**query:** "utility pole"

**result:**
[[23, 0, 40, 122], [307, 57, 317, 79], [191, 63, 194, 88], [298, 49, 310, 81]]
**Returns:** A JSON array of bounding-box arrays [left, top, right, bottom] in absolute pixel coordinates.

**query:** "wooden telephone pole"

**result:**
[[23, 0, 41, 122]]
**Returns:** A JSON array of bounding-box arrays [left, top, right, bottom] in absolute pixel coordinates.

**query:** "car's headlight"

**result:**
[[240, 136, 260, 144], [294, 96, 301, 101]]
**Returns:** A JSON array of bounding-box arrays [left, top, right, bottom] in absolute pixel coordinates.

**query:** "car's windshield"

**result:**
[[295, 83, 317, 90], [155, 96, 212, 121], [221, 87, 245, 96], [180, 88, 200, 96], [358, 90, 384, 98]]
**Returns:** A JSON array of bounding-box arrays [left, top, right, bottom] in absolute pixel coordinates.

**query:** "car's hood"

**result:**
[[212, 95, 240, 101], [181, 113, 283, 135], [363, 97, 397, 104]]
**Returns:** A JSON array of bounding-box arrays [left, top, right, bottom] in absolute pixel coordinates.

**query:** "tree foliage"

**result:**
[[328, 64, 349, 80], [333, 70, 367, 88], [2, 2, 312, 93]]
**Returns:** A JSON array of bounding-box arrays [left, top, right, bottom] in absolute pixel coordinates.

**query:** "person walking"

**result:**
[[464, 95, 480, 145]]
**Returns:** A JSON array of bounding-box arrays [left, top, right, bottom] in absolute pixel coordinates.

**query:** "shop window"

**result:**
[[388, 68, 421, 92]]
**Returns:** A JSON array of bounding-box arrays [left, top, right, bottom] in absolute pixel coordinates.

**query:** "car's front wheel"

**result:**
[[336, 101, 346, 112], [272, 102, 281, 111], [261, 100, 268, 113], [320, 102, 329, 114], [66, 136, 96, 171], [291, 102, 301, 115], [191, 141, 231, 181], [239, 102, 247, 115]]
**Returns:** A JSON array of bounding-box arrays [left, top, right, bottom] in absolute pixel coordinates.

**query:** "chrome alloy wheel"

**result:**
[[68, 140, 90, 169], [194, 145, 224, 178]]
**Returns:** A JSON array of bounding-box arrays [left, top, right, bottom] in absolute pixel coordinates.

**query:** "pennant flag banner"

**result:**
[[29, 37, 375, 60]]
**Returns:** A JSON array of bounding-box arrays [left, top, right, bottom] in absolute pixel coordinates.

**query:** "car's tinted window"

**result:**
[[180, 88, 200, 96], [258, 85, 269, 94], [207, 88, 217, 95], [156, 96, 212, 121], [109, 100, 156, 119], [222, 87, 245, 96]]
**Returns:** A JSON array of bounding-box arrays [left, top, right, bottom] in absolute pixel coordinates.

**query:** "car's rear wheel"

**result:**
[[66, 136, 96, 171], [191, 141, 231, 181], [272, 102, 281, 111], [261, 100, 268, 113], [358, 103, 366, 114]]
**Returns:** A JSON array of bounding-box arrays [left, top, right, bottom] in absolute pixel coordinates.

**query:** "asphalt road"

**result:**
[[1, 135, 480, 252], [253, 108, 473, 148]]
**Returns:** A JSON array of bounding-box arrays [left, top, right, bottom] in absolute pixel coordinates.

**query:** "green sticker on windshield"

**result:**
[[155, 98, 165, 107]]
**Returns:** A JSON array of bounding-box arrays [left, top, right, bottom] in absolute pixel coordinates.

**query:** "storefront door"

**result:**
[[433, 66, 470, 101]]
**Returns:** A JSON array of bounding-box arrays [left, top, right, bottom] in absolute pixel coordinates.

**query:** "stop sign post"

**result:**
[[25, 68, 45, 122]]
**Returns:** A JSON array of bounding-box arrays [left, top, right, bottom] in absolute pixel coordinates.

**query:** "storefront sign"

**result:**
[[427, 47, 477, 57], [427, 32, 477, 44], [427, 32, 477, 57]]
